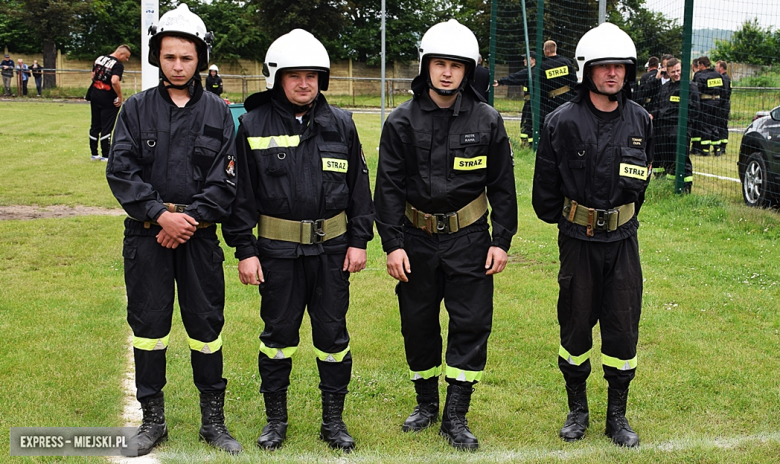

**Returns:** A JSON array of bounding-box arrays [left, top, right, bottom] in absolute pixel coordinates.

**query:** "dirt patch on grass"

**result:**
[[0, 205, 125, 220]]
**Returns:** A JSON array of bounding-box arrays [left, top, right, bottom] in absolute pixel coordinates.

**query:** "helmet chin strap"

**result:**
[[584, 76, 620, 102], [160, 69, 201, 91], [424, 61, 471, 96]]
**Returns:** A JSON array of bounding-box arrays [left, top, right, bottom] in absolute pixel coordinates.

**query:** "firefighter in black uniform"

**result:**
[[222, 29, 374, 453], [650, 58, 699, 191], [494, 51, 536, 146], [106, 4, 241, 456], [374, 19, 517, 451], [533, 23, 653, 448], [539, 40, 577, 124], [88, 44, 130, 161], [632, 56, 658, 110], [715, 60, 731, 156], [693, 57, 725, 156], [205, 64, 223, 96]]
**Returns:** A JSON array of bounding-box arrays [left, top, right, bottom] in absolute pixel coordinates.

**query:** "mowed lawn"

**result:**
[[1, 101, 779, 463]]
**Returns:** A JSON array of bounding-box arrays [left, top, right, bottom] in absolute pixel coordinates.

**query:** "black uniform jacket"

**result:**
[[107, 80, 237, 225], [375, 77, 518, 254], [650, 79, 700, 131], [720, 72, 731, 102], [694, 68, 726, 106], [222, 90, 375, 261], [539, 55, 577, 119], [497, 66, 532, 88], [205, 74, 223, 96], [533, 87, 653, 242], [633, 69, 658, 108]]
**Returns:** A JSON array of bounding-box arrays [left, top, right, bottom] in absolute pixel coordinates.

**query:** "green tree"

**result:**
[[334, 0, 443, 65], [69, 0, 141, 60], [1, 0, 93, 88], [250, 0, 346, 48], [189, 0, 271, 67], [0, 10, 39, 54], [711, 19, 778, 66]]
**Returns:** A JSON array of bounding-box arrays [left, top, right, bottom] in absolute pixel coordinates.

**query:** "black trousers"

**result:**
[[89, 102, 119, 158], [520, 101, 533, 144], [655, 124, 693, 189], [556, 233, 642, 391], [123, 219, 227, 401], [700, 101, 723, 150], [396, 228, 493, 384], [718, 101, 730, 148], [256, 253, 352, 394]]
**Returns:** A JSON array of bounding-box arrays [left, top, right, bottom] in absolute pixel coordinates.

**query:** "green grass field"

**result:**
[[1, 101, 779, 463]]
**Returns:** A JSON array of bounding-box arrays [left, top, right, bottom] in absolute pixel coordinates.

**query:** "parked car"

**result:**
[[738, 105, 780, 207]]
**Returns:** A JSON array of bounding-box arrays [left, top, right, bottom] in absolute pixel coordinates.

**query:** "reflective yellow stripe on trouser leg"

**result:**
[[133, 334, 171, 351], [601, 353, 637, 371], [259, 342, 298, 360], [188, 335, 223, 354], [559, 345, 592, 366], [409, 365, 442, 381], [313, 346, 351, 363], [445, 365, 483, 383]]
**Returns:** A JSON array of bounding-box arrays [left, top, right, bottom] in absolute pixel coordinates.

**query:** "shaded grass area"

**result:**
[[1, 105, 780, 462]]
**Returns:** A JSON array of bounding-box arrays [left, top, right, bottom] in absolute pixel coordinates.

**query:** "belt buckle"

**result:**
[[433, 212, 458, 234], [301, 219, 326, 245]]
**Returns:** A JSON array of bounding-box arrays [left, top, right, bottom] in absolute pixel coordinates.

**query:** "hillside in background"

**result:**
[[691, 28, 733, 55]]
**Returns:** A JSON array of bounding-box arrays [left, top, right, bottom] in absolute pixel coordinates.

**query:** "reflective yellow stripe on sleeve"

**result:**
[[188, 335, 223, 354], [445, 365, 483, 383], [313, 346, 350, 363], [133, 334, 170, 351], [259, 342, 298, 360], [247, 135, 300, 150], [410, 365, 442, 381], [601, 353, 637, 371], [559, 345, 591, 366]]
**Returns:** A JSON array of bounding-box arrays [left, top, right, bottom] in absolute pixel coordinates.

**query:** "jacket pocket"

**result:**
[[399, 130, 431, 179], [138, 131, 157, 165], [618, 147, 650, 194], [320, 142, 350, 210], [255, 148, 291, 215], [193, 135, 222, 177], [449, 133, 489, 180]]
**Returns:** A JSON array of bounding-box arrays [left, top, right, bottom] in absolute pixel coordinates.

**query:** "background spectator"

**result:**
[[1, 54, 14, 96], [30, 60, 43, 96]]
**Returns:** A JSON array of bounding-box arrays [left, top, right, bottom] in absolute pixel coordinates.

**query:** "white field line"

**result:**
[[106, 332, 159, 464], [693, 170, 741, 183]]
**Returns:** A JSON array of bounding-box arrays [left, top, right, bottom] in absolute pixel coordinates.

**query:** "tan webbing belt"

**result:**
[[129, 202, 214, 229], [562, 197, 634, 237], [549, 85, 571, 99], [700, 94, 720, 100], [405, 192, 487, 234], [258, 211, 347, 245]]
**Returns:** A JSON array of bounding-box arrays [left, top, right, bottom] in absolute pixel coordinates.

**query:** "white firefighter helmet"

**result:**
[[209, 64, 219, 73], [575, 22, 637, 85], [418, 19, 480, 80], [148, 4, 214, 72], [263, 29, 330, 91]]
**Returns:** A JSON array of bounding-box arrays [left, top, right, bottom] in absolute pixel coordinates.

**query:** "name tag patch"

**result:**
[[620, 163, 648, 180], [454, 156, 487, 170], [322, 158, 348, 173], [628, 136, 645, 148], [461, 133, 480, 144], [670, 95, 680, 102], [545, 66, 569, 79]]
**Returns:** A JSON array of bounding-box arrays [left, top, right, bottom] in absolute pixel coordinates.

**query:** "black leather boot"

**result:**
[[559, 383, 589, 441], [199, 391, 243, 454], [319, 392, 355, 452], [126, 392, 168, 456], [402, 377, 439, 432], [257, 391, 288, 450], [439, 384, 479, 450], [605, 387, 640, 447]]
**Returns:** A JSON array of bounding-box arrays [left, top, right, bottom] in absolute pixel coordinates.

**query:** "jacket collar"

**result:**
[[157, 78, 204, 107]]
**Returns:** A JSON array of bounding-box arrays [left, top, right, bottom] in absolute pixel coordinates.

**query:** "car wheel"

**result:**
[[742, 152, 772, 207]]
